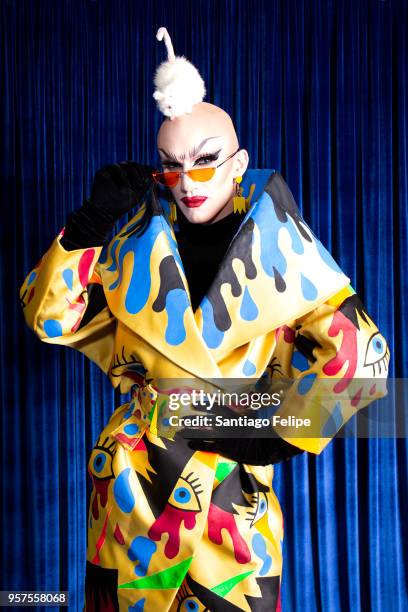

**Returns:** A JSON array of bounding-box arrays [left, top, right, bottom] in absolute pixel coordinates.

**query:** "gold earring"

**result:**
[[233, 176, 247, 213], [169, 201, 177, 224]]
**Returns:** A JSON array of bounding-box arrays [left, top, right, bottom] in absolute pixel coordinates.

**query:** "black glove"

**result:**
[[60, 161, 155, 251], [188, 434, 304, 466]]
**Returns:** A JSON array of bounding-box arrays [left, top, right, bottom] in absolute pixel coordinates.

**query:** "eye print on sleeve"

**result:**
[[168, 472, 204, 512], [88, 436, 117, 521], [364, 332, 390, 376], [246, 492, 269, 528], [88, 436, 116, 481], [177, 595, 208, 612]]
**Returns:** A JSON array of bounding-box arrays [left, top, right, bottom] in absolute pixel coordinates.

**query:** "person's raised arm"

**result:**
[[19, 162, 154, 372]]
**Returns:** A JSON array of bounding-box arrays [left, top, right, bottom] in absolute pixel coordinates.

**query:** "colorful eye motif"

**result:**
[[177, 596, 208, 611], [364, 332, 390, 376], [246, 492, 269, 527], [182, 598, 199, 611], [168, 472, 204, 512], [88, 440, 116, 480]]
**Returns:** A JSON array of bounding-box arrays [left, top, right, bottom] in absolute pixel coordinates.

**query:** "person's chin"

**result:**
[[178, 202, 216, 224]]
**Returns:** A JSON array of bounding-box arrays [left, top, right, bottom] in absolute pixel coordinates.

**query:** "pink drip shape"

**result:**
[[89, 474, 110, 521], [148, 504, 198, 559], [323, 310, 358, 393], [207, 503, 251, 564]]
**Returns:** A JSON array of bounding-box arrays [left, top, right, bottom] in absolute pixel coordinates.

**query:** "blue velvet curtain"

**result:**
[[1, 1, 407, 610]]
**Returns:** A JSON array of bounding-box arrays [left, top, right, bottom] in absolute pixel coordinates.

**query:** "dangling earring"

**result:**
[[233, 176, 247, 213], [169, 201, 177, 223]]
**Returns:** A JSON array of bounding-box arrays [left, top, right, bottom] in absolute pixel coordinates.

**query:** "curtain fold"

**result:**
[[1, 1, 406, 610]]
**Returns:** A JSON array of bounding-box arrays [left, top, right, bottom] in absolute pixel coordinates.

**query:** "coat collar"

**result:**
[[98, 170, 350, 378]]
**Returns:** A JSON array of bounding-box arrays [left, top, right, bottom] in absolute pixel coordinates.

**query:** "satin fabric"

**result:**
[[5, 2, 406, 609], [19, 171, 389, 610]]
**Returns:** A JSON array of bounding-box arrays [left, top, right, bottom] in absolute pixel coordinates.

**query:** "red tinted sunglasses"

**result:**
[[152, 148, 241, 187]]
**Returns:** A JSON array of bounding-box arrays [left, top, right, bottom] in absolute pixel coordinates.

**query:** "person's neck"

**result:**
[[176, 205, 244, 245], [204, 199, 234, 224]]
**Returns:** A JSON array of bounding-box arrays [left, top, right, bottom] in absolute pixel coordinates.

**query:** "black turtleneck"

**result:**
[[175, 208, 244, 311]]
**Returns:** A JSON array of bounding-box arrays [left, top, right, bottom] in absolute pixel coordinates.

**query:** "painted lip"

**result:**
[[181, 196, 208, 208]]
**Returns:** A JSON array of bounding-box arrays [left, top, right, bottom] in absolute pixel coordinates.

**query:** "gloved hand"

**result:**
[[60, 161, 155, 250], [186, 389, 304, 465], [187, 434, 304, 466]]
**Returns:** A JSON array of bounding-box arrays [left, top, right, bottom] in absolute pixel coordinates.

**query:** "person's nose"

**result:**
[[180, 169, 196, 193]]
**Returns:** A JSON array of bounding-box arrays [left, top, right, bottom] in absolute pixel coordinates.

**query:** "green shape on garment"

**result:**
[[148, 401, 156, 422], [158, 399, 167, 417], [215, 460, 237, 483], [211, 570, 254, 597], [118, 557, 193, 590], [148, 399, 167, 421]]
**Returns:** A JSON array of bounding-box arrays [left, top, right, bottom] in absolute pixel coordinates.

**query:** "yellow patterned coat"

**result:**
[[20, 171, 389, 611]]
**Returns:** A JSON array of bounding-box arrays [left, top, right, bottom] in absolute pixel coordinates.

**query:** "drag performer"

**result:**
[[20, 28, 389, 611]]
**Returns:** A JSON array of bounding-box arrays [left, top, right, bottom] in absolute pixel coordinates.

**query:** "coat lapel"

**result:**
[[97, 171, 350, 379], [194, 171, 351, 362]]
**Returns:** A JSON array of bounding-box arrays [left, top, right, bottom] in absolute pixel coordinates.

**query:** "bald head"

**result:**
[[157, 102, 239, 156], [155, 102, 248, 224]]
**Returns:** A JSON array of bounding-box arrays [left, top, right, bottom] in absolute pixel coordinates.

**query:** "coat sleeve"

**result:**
[[19, 229, 116, 375], [271, 284, 390, 454]]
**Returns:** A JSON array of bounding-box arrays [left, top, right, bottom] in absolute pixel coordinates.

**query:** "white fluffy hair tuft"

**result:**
[[153, 27, 206, 120]]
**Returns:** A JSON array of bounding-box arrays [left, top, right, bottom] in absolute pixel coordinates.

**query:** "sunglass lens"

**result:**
[[153, 172, 180, 187], [189, 168, 216, 182]]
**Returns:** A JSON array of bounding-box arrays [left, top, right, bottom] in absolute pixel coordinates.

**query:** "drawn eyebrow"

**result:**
[[158, 136, 222, 162]]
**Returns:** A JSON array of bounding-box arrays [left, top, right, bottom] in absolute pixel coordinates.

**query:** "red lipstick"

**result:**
[[181, 196, 208, 208]]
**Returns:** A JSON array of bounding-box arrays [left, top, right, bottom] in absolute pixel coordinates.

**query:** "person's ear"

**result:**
[[234, 149, 249, 177]]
